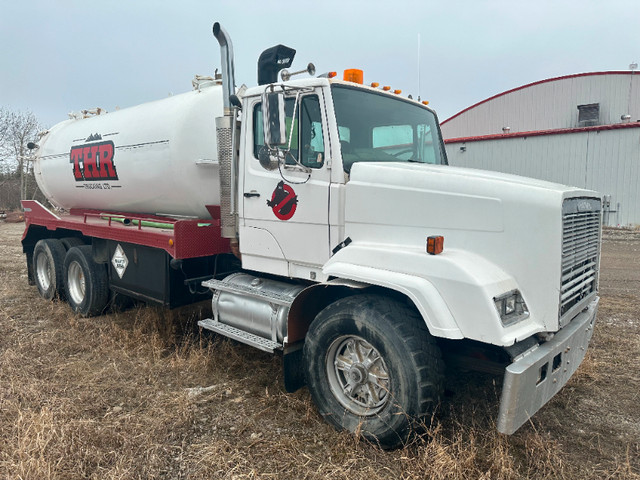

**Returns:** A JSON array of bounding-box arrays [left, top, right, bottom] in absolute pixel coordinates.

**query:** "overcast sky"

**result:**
[[1, 0, 639, 128]]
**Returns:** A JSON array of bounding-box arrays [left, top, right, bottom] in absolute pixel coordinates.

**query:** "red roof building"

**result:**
[[442, 71, 640, 226]]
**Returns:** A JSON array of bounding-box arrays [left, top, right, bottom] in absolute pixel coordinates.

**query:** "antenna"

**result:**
[[417, 33, 421, 101]]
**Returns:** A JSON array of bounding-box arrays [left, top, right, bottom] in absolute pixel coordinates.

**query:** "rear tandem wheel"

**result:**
[[33, 238, 67, 300], [63, 245, 109, 317]]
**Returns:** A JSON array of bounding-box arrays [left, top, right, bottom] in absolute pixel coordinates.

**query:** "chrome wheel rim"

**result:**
[[67, 261, 85, 305], [326, 335, 390, 416], [35, 252, 52, 291]]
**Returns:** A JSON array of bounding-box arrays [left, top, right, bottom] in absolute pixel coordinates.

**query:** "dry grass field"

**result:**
[[1, 220, 638, 479]]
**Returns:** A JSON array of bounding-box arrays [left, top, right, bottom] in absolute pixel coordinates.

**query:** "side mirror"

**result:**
[[258, 147, 279, 171], [263, 91, 287, 147]]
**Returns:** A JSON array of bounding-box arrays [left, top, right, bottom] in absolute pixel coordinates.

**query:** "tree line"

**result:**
[[0, 107, 47, 210]]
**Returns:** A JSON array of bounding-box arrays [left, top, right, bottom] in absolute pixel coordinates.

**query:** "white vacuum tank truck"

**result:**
[[22, 22, 602, 448]]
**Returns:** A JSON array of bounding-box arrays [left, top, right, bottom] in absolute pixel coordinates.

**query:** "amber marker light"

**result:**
[[370, 82, 380, 88], [343, 68, 364, 84], [169, 238, 174, 246], [422, 100, 430, 105], [328, 71, 338, 78], [393, 89, 402, 94], [382, 86, 391, 91], [426, 235, 444, 255]]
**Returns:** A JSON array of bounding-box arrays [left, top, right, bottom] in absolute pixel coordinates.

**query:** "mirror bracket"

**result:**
[[260, 84, 314, 174]]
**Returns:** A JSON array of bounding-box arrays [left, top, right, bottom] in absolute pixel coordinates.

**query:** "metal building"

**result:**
[[442, 71, 640, 226]]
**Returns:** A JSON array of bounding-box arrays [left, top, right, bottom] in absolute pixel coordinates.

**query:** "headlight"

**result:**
[[494, 290, 529, 326]]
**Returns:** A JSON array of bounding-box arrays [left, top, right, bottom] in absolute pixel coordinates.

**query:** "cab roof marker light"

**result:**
[[328, 71, 338, 78], [382, 86, 391, 91], [422, 100, 430, 105], [370, 82, 380, 88], [393, 89, 402, 95], [343, 68, 364, 84]]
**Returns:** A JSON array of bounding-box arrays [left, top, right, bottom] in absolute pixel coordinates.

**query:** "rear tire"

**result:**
[[33, 239, 67, 300], [304, 295, 444, 449], [60, 237, 85, 250], [63, 245, 109, 317]]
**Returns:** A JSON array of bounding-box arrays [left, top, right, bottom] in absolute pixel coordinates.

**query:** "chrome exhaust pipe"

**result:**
[[212, 22, 238, 239], [213, 22, 236, 115]]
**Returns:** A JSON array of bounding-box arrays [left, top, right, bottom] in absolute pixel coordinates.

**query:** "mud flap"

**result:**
[[283, 342, 305, 392]]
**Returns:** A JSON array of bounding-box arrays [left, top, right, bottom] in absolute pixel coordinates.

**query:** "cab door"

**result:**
[[240, 88, 332, 281]]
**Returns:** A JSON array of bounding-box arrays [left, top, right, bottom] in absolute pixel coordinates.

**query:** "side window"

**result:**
[[252, 95, 324, 169], [253, 99, 298, 159], [299, 95, 324, 168], [253, 104, 265, 158]]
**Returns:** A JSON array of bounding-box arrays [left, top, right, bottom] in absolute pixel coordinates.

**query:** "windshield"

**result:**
[[331, 85, 447, 173]]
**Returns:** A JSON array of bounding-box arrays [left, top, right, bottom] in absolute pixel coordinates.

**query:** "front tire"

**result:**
[[303, 295, 444, 449], [33, 239, 67, 300], [63, 245, 109, 317]]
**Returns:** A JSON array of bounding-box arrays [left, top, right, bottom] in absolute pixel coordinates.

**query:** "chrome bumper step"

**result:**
[[198, 318, 282, 353]]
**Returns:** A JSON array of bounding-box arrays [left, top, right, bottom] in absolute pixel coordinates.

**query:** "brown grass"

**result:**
[[1, 221, 639, 479]]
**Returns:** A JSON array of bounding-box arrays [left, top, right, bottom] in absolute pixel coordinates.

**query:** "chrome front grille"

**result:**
[[560, 198, 601, 324]]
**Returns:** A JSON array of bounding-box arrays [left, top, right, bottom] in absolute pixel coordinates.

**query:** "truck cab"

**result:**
[[238, 78, 447, 281], [209, 66, 600, 444]]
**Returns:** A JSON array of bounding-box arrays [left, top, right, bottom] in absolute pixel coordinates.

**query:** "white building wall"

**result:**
[[446, 127, 640, 226], [442, 72, 640, 139]]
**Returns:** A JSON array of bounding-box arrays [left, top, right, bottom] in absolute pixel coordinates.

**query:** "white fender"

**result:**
[[323, 243, 547, 345]]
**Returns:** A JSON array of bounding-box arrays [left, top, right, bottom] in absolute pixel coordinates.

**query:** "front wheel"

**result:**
[[63, 245, 109, 317], [303, 295, 444, 448]]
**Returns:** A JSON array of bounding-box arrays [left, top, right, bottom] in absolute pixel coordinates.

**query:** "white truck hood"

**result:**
[[343, 162, 600, 334]]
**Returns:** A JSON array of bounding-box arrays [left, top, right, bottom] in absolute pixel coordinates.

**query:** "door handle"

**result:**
[[244, 191, 260, 198]]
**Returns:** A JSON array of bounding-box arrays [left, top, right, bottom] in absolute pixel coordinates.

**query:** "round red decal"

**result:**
[[267, 181, 298, 220]]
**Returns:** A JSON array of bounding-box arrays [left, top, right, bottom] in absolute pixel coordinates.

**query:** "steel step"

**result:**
[[198, 318, 282, 353], [202, 278, 295, 306]]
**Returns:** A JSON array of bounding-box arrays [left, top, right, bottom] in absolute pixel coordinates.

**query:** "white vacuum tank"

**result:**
[[34, 81, 224, 219]]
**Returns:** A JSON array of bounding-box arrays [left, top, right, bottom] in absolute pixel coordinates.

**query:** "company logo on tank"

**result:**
[[70, 135, 118, 181]]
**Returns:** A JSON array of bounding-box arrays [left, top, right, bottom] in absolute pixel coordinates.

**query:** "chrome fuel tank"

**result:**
[[213, 273, 306, 343]]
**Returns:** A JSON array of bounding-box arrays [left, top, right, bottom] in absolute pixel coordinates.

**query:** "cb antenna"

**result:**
[[417, 33, 421, 101]]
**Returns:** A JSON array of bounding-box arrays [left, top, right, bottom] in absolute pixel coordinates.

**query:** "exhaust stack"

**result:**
[[213, 22, 238, 240], [212, 22, 236, 115]]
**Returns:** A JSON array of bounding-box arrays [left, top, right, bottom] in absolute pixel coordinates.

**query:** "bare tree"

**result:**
[[0, 108, 7, 139], [0, 107, 12, 174], [0, 107, 43, 207], [0, 108, 14, 200]]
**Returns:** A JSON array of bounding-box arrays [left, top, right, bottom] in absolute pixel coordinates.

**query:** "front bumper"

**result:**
[[497, 297, 598, 434]]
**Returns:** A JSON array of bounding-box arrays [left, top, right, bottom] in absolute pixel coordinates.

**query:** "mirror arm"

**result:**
[[286, 91, 301, 151], [259, 84, 314, 174]]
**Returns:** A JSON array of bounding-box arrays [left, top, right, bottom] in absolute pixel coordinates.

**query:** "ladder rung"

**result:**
[[198, 318, 282, 353], [202, 278, 295, 307]]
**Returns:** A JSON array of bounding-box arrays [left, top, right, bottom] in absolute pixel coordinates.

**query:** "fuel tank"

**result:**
[[34, 82, 224, 219]]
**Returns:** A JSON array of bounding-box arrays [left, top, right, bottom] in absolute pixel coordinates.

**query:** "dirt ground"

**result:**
[[0, 221, 638, 479]]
